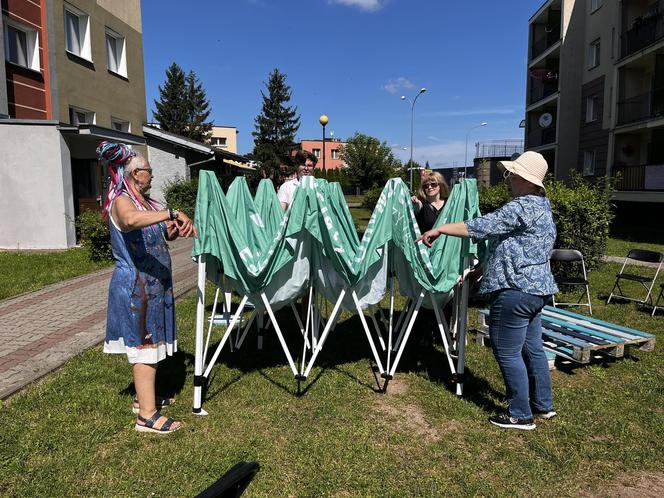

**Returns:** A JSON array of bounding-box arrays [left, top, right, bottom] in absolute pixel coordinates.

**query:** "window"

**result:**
[[111, 117, 130, 132], [583, 150, 596, 176], [69, 106, 95, 125], [312, 148, 321, 158], [212, 137, 227, 147], [586, 96, 599, 122], [331, 149, 339, 160], [105, 28, 127, 77], [589, 39, 600, 68], [4, 18, 40, 71], [64, 4, 92, 61], [590, 0, 603, 13]]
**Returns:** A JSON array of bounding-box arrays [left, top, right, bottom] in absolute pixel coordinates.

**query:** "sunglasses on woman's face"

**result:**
[[423, 183, 439, 189]]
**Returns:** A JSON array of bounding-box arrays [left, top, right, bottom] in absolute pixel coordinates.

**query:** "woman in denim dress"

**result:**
[[97, 142, 197, 434], [417, 151, 558, 430]]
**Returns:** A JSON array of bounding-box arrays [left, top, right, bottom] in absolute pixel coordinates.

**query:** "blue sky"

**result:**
[[142, 0, 543, 168]]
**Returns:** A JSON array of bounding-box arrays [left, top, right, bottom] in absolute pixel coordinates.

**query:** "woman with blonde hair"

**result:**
[[411, 170, 449, 233]]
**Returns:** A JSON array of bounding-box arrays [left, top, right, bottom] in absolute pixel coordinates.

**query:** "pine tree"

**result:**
[[252, 69, 300, 180], [153, 63, 188, 135], [185, 71, 213, 142]]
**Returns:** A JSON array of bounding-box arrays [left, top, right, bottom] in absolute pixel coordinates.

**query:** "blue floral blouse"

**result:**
[[464, 194, 558, 296]]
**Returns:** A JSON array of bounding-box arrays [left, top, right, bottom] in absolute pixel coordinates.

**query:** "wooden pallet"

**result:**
[[476, 307, 656, 366]]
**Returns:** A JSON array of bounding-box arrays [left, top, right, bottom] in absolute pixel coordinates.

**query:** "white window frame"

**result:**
[[69, 106, 96, 125], [312, 148, 321, 158], [589, 39, 600, 69], [212, 136, 227, 148], [105, 27, 127, 77], [586, 96, 599, 123], [583, 150, 596, 176], [111, 117, 130, 132], [590, 0, 603, 13], [64, 3, 92, 61], [331, 149, 339, 160], [3, 17, 40, 71]]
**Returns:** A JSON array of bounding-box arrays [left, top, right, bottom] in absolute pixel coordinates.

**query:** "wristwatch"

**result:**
[[168, 208, 179, 221]]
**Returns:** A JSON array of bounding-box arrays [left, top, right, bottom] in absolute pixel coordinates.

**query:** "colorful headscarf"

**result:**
[[96, 141, 158, 219]]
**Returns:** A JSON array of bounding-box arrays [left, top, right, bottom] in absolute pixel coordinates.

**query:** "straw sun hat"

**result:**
[[498, 151, 548, 189]]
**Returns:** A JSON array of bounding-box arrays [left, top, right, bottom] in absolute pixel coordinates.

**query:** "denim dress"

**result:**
[[103, 199, 176, 364]]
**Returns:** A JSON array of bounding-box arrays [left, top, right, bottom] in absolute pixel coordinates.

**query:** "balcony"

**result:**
[[617, 87, 664, 125], [614, 163, 664, 190], [529, 79, 559, 105], [527, 127, 556, 148], [531, 27, 561, 60], [621, 1, 664, 58]]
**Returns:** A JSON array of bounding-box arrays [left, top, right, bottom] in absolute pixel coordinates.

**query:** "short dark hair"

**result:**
[[294, 149, 318, 166]]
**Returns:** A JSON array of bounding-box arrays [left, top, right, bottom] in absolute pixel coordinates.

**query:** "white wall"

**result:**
[[0, 123, 76, 249], [146, 142, 189, 204]]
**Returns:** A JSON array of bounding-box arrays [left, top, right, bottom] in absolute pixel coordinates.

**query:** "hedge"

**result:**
[[76, 210, 113, 262], [164, 176, 198, 219], [477, 174, 614, 273]]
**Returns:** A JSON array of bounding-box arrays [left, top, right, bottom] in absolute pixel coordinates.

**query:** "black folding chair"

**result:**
[[606, 249, 663, 309], [195, 462, 259, 498], [550, 249, 593, 314], [652, 283, 664, 317]]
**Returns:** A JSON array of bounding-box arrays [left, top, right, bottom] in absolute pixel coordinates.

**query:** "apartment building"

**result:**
[[526, 0, 664, 208], [210, 125, 238, 153], [1, 0, 147, 249], [299, 138, 346, 171]]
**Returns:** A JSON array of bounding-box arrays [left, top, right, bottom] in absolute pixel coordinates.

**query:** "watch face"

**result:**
[[539, 113, 553, 128]]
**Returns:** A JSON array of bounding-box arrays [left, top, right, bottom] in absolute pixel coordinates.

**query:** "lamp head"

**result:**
[[419, 87, 427, 94], [400, 96, 406, 101], [319, 115, 329, 126], [481, 122, 488, 126]]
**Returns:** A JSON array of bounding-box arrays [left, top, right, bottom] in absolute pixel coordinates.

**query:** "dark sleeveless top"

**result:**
[[415, 201, 443, 233]]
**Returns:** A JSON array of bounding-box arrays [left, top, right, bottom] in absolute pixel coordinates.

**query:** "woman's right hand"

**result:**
[[175, 212, 198, 238]]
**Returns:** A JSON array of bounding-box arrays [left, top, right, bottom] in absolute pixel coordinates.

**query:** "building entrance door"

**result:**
[[72, 158, 103, 216]]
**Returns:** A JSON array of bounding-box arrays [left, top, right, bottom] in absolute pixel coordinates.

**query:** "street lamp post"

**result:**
[[319, 114, 329, 178], [401, 87, 427, 190], [464, 122, 488, 176]]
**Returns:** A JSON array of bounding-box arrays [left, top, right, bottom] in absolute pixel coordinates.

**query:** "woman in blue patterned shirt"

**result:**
[[417, 151, 558, 431]]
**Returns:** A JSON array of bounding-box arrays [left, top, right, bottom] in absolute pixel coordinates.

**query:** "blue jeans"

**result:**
[[489, 289, 554, 419]]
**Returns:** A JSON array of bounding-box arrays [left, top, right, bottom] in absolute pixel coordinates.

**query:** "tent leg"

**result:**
[[290, 302, 311, 350], [352, 291, 385, 376], [303, 290, 346, 378], [455, 265, 470, 397], [386, 275, 396, 376], [257, 312, 264, 350], [389, 291, 425, 377], [260, 293, 299, 377], [393, 298, 416, 352], [370, 312, 387, 352], [431, 295, 458, 375], [203, 287, 221, 365], [193, 255, 208, 416], [203, 296, 249, 378], [235, 310, 257, 350]]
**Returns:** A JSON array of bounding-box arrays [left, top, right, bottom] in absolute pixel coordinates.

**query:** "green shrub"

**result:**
[[362, 186, 383, 209], [76, 210, 112, 262], [477, 174, 614, 272], [164, 176, 198, 219]]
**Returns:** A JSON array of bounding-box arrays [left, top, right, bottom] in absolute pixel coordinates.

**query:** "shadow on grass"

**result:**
[[199, 305, 503, 414]]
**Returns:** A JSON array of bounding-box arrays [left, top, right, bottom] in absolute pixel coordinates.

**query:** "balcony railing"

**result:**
[[531, 27, 561, 60], [613, 163, 664, 191], [527, 127, 556, 148], [617, 87, 664, 125], [621, 1, 664, 58], [529, 80, 559, 105], [475, 140, 524, 159]]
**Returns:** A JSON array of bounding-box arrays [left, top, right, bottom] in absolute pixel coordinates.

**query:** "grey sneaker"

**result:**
[[489, 413, 536, 430], [533, 410, 557, 420]]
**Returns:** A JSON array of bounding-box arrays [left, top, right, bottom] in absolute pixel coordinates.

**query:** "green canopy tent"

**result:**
[[191, 172, 484, 414]]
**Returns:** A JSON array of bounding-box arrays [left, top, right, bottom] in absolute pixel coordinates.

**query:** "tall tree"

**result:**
[[185, 71, 213, 142], [252, 69, 300, 180], [153, 63, 213, 141], [341, 133, 403, 190], [153, 63, 188, 136]]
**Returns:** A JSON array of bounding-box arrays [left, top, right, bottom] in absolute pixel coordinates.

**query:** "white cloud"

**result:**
[[427, 135, 441, 142], [425, 106, 521, 118], [382, 77, 414, 95], [330, 0, 384, 12], [395, 141, 471, 169]]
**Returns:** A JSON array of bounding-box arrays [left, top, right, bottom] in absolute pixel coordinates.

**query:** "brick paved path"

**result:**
[[0, 238, 198, 400]]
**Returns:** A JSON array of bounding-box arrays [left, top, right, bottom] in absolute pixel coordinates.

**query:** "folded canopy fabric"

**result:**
[[192, 172, 485, 311]]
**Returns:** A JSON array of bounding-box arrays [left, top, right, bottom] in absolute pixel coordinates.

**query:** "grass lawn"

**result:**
[[1, 259, 662, 496], [0, 249, 112, 301], [605, 236, 664, 258]]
